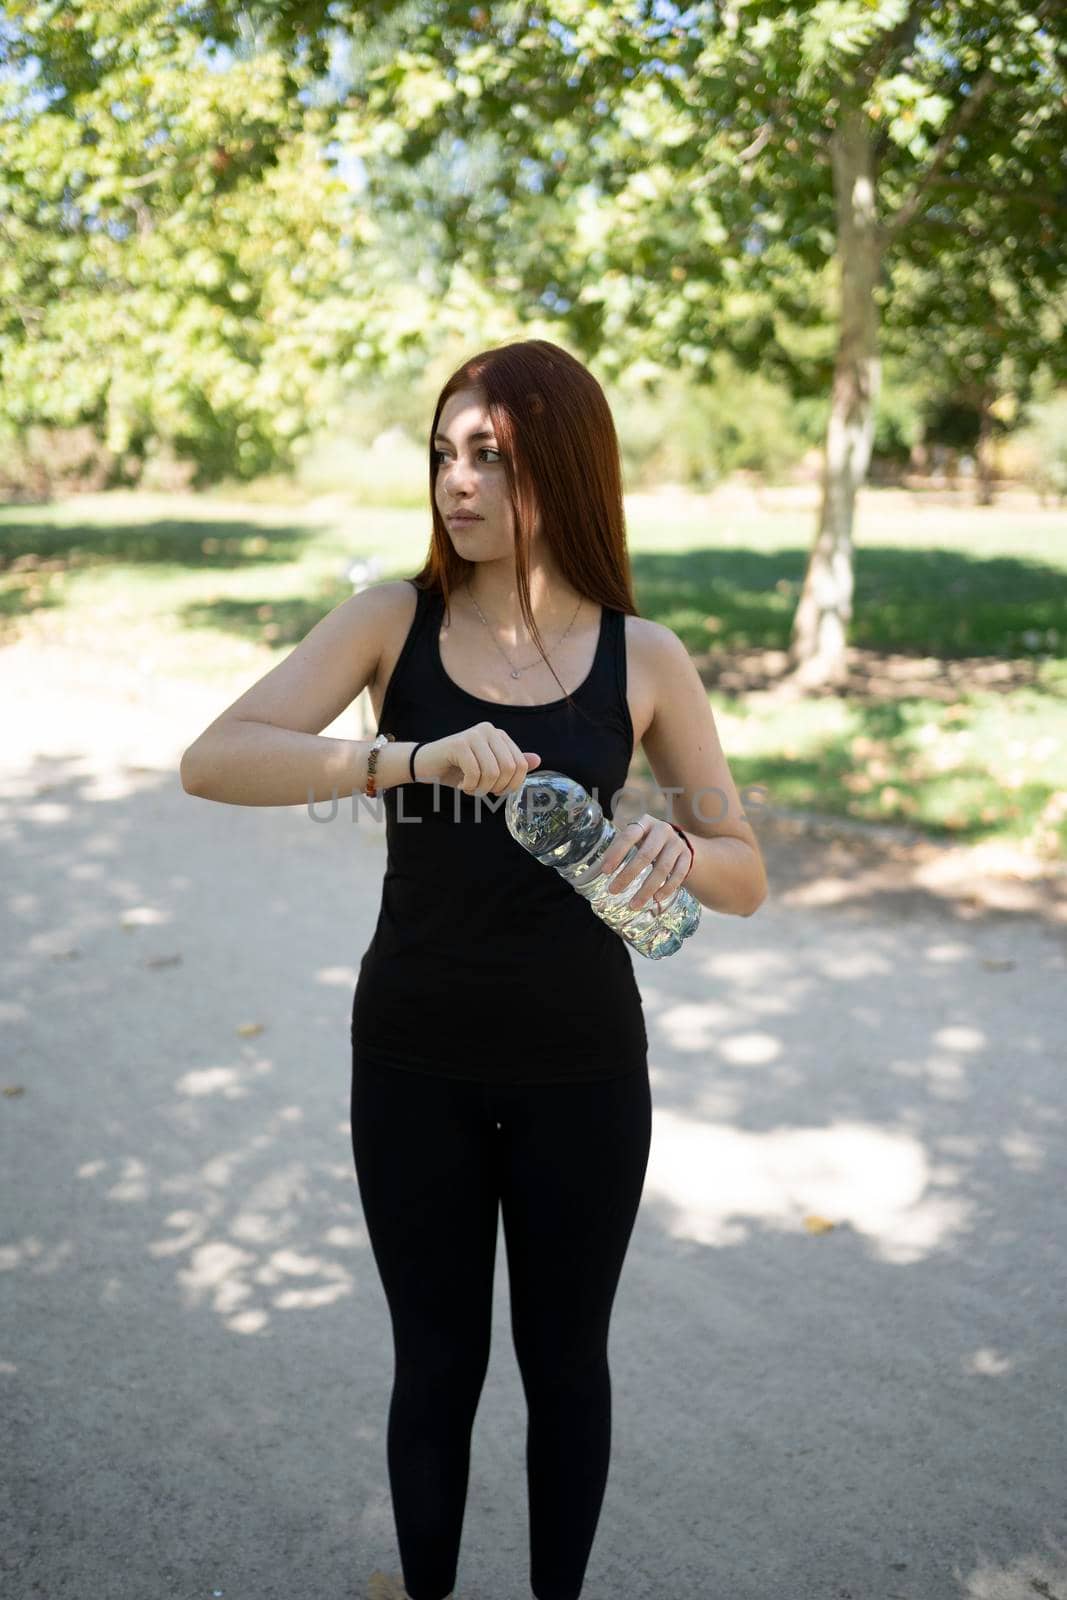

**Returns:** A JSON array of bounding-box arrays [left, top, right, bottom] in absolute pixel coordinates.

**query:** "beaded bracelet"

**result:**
[[364, 732, 394, 798]]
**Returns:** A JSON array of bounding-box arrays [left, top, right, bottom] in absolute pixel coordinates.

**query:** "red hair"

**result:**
[[409, 338, 641, 714]]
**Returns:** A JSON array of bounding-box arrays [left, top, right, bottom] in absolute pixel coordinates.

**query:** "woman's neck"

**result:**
[[462, 570, 586, 639]]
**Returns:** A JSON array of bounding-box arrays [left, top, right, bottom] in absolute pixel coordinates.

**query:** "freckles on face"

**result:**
[[432, 402, 506, 524]]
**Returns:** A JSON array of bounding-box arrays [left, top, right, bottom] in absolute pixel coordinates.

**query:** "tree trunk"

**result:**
[[974, 385, 996, 505], [789, 104, 883, 688]]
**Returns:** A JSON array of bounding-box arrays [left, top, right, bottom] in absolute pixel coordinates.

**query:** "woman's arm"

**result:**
[[179, 583, 415, 806], [638, 624, 768, 916]]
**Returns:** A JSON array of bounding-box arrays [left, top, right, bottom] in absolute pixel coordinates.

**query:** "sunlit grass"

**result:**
[[683, 683, 1067, 856], [2, 485, 1065, 859]]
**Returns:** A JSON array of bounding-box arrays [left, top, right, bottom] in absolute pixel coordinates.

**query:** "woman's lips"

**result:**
[[448, 514, 483, 522]]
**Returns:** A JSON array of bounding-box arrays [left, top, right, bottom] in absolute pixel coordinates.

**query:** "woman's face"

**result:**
[[433, 387, 538, 560]]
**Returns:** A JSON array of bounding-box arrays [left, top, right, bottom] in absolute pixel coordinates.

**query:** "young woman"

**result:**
[[181, 339, 767, 1600]]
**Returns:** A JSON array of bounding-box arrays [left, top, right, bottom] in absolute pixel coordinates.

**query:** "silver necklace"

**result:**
[[464, 581, 584, 679]]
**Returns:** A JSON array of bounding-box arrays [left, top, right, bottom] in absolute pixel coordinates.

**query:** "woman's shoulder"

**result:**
[[623, 612, 679, 667], [373, 577, 426, 618], [623, 614, 701, 722], [367, 580, 430, 703]]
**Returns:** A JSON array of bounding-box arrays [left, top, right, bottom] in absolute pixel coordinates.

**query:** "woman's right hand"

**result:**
[[413, 722, 541, 796]]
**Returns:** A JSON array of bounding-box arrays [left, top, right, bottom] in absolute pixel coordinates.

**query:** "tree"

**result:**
[[878, 215, 1066, 505], [252, 0, 1067, 683], [5, 0, 1064, 684], [0, 0, 421, 480]]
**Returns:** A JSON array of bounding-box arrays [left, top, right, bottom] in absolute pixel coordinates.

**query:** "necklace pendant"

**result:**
[[510, 669, 521, 679]]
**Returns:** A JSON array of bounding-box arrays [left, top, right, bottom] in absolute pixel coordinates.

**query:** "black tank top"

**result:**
[[350, 580, 648, 1084]]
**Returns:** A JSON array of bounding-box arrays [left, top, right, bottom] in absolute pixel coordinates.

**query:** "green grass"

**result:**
[[2, 485, 1065, 862], [686, 680, 1067, 856]]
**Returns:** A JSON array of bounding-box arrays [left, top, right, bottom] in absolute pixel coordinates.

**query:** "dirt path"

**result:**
[[3, 635, 1065, 1600]]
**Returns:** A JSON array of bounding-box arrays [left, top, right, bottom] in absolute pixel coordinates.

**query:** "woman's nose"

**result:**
[[441, 464, 475, 495]]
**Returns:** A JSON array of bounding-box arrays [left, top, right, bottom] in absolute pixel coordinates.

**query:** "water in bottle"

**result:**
[[504, 770, 701, 960]]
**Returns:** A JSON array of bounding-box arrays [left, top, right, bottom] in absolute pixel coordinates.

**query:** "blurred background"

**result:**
[[2, 0, 1065, 864]]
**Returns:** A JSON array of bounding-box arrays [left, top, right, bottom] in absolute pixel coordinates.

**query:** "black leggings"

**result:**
[[349, 1051, 652, 1600]]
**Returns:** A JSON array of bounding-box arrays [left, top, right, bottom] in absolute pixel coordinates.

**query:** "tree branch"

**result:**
[[131, 196, 154, 237], [921, 173, 1067, 215], [734, 86, 801, 166], [884, 65, 999, 236], [898, 212, 985, 242], [737, 122, 773, 162], [125, 167, 171, 190]]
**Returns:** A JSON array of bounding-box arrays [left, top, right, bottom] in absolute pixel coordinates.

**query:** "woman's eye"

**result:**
[[432, 448, 501, 463]]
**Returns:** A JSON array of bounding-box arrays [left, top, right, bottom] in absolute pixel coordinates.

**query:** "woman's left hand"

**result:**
[[598, 815, 693, 911]]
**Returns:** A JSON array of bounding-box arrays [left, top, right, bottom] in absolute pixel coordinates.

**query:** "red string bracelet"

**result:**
[[670, 823, 695, 881]]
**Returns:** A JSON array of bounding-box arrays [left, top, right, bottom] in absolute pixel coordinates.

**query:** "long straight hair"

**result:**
[[409, 338, 641, 718]]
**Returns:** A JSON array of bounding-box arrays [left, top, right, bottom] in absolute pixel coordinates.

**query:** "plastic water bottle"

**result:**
[[504, 770, 701, 960]]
